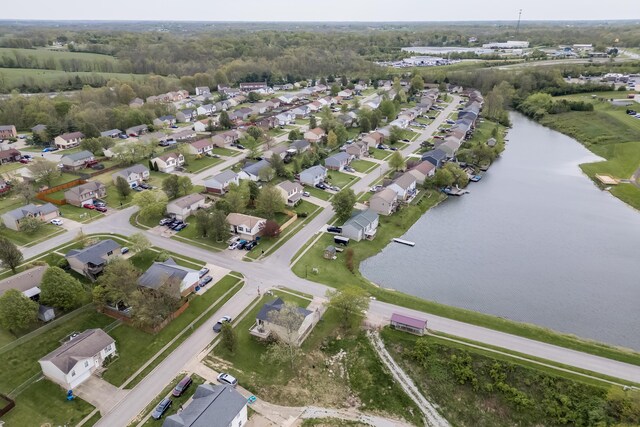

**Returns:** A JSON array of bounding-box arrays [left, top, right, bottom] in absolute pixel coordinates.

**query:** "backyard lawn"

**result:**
[[0, 193, 31, 215], [350, 159, 378, 174]]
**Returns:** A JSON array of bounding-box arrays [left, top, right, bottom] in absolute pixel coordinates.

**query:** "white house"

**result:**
[[341, 209, 379, 242], [204, 170, 239, 195], [54, 132, 84, 149], [39, 329, 116, 389], [193, 117, 219, 133], [187, 139, 214, 156], [152, 152, 185, 173], [226, 213, 266, 240], [275, 112, 295, 126], [166, 193, 207, 220], [163, 384, 248, 427], [387, 172, 417, 201], [276, 181, 303, 207], [111, 164, 150, 188], [196, 104, 216, 116], [299, 165, 327, 186], [324, 152, 352, 171]]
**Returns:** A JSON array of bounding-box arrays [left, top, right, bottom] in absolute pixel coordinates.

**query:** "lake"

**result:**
[[361, 113, 640, 350]]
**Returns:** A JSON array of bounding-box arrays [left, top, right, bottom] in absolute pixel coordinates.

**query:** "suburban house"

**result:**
[[324, 152, 352, 171], [369, 188, 397, 216], [139, 131, 169, 144], [129, 98, 144, 108], [196, 104, 216, 116], [66, 239, 121, 280], [275, 112, 295, 126], [276, 181, 303, 207], [289, 139, 310, 154], [0, 265, 46, 300], [215, 100, 232, 111], [292, 105, 310, 118], [187, 139, 214, 156], [195, 86, 211, 96], [249, 297, 321, 346], [338, 89, 354, 99], [100, 129, 122, 138], [231, 107, 254, 122], [64, 182, 107, 207], [422, 149, 447, 168], [31, 124, 47, 135], [239, 159, 272, 181], [388, 173, 417, 201], [240, 81, 269, 92], [254, 116, 278, 130], [204, 170, 239, 195], [0, 148, 22, 163], [265, 144, 289, 160], [125, 124, 148, 137], [163, 384, 248, 427], [304, 127, 326, 143], [177, 109, 197, 123], [212, 130, 242, 148], [278, 93, 298, 104], [111, 164, 150, 188], [153, 115, 177, 128], [138, 258, 200, 297], [0, 125, 17, 139], [60, 150, 95, 171], [152, 152, 185, 173], [346, 141, 368, 158], [407, 161, 435, 185], [2, 203, 60, 231], [341, 209, 379, 242], [437, 137, 462, 158], [39, 329, 116, 389], [173, 128, 197, 141], [54, 132, 84, 149], [226, 213, 266, 240], [362, 131, 385, 148], [299, 165, 327, 186], [166, 193, 207, 220]]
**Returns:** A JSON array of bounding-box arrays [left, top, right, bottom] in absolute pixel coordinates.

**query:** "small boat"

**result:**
[[469, 175, 482, 182], [392, 238, 415, 247]]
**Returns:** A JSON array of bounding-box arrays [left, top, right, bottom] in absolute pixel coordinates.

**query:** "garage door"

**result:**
[[68, 370, 92, 389]]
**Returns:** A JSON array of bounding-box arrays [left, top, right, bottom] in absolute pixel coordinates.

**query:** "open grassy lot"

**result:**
[[102, 274, 242, 386], [183, 156, 224, 173], [0, 161, 25, 176], [350, 159, 378, 174], [171, 218, 227, 252], [0, 223, 65, 246], [0, 47, 119, 65], [0, 68, 163, 90], [326, 170, 357, 189], [0, 193, 28, 215]]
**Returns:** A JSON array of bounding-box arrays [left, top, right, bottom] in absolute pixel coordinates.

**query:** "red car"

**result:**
[[95, 206, 107, 213], [83, 204, 95, 209]]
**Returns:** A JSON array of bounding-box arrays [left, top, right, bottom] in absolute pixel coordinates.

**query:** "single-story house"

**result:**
[[422, 149, 447, 168], [341, 209, 379, 242], [265, 144, 289, 160], [60, 150, 95, 171], [276, 181, 303, 206], [64, 181, 106, 207], [100, 129, 122, 138], [278, 94, 298, 105], [152, 152, 185, 173], [231, 107, 254, 122], [125, 124, 148, 137], [346, 141, 368, 159], [204, 170, 239, 195], [239, 159, 272, 181], [66, 239, 121, 280], [211, 130, 242, 148], [112, 164, 149, 188], [292, 105, 310, 118], [437, 138, 462, 158], [290, 139, 310, 154], [39, 329, 116, 389], [166, 193, 207, 220], [193, 118, 218, 133], [54, 132, 84, 149], [249, 297, 321, 346], [163, 384, 248, 427], [0, 265, 47, 299], [173, 128, 197, 141], [226, 213, 266, 240], [2, 203, 59, 231], [153, 115, 177, 128], [387, 172, 417, 201], [0, 148, 22, 163], [362, 131, 385, 148], [299, 165, 327, 186], [304, 127, 326, 143], [324, 152, 352, 171], [369, 188, 397, 216], [0, 125, 17, 139], [187, 139, 214, 156], [138, 258, 199, 297], [407, 161, 436, 185], [390, 313, 428, 336]]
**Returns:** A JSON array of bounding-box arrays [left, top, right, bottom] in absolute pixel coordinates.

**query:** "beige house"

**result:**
[[369, 188, 397, 216], [387, 172, 417, 201], [407, 161, 436, 185], [249, 297, 322, 347], [187, 139, 214, 156], [54, 132, 84, 149], [166, 193, 207, 220], [152, 152, 185, 173], [64, 182, 107, 207], [276, 181, 303, 207], [2, 203, 59, 231], [226, 213, 266, 240], [362, 131, 385, 148], [346, 141, 369, 159], [304, 127, 326, 143], [111, 164, 150, 188]]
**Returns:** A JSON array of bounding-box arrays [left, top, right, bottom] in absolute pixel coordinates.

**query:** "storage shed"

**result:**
[[390, 313, 428, 336]]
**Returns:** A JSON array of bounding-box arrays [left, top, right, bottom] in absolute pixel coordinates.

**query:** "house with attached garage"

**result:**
[[249, 297, 322, 346], [66, 239, 121, 280], [60, 150, 95, 171], [369, 188, 397, 216], [100, 129, 122, 138], [215, 100, 232, 112], [211, 130, 242, 148], [195, 86, 211, 96], [291, 105, 310, 118], [276, 180, 303, 207], [299, 165, 327, 186], [187, 139, 214, 156], [0, 125, 17, 139], [0, 148, 22, 164], [231, 107, 255, 122], [166, 193, 207, 221], [177, 109, 197, 123], [64, 181, 106, 207], [341, 209, 379, 242], [278, 93, 298, 105], [239, 159, 272, 181], [152, 152, 185, 173], [193, 116, 219, 133], [324, 152, 352, 171], [387, 172, 417, 201], [173, 128, 197, 141], [163, 384, 248, 427], [125, 124, 148, 137], [226, 212, 266, 240], [289, 139, 310, 154], [304, 127, 326, 143], [39, 328, 116, 389], [407, 161, 435, 185], [196, 104, 216, 116], [338, 89, 354, 99], [264, 144, 289, 160], [138, 258, 200, 297], [111, 164, 149, 188], [362, 131, 385, 148], [2, 203, 60, 231], [153, 115, 177, 128], [276, 112, 295, 126], [421, 148, 447, 168], [204, 170, 239, 195], [346, 141, 369, 159], [54, 132, 84, 149]]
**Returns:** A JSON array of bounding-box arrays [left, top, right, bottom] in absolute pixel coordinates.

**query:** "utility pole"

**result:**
[[516, 9, 523, 35]]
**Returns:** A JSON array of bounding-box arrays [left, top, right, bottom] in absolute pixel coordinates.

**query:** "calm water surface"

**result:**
[[361, 113, 640, 350]]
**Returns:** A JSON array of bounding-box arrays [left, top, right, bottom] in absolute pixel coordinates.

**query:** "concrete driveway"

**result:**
[[74, 375, 130, 415]]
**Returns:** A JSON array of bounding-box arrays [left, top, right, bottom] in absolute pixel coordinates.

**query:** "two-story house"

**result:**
[[54, 132, 84, 149], [65, 239, 121, 280], [111, 164, 150, 188], [299, 165, 327, 186], [324, 152, 352, 171], [276, 181, 303, 207], [226, 213, 266, 240], [187, 139, 214, 156], [304, 127, 326, 144], [345, 141, 368, 159], [138, 258, 200, 297], [341, 209, 379, 242], [0, 125, 17, 139], [64, 182, 107, 207], [204, 170, 239, 195], [152, 152, 185, 173], [60, 150, 95, 171], [166, 193, 207, 220], [387, 172, 417, 201]]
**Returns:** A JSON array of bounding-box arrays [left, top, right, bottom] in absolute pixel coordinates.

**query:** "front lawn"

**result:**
[[103, 184, 133, 208], [102, 274, 243, 387], [58, 204, 105, 223], [171, 219, 227, 252], [0, 193, 27, 215], [129, 248, 204, 271], [303, 185, 332, 201], [184, 156, 224, 173], [0, 162, 25, 175], [369, 148, 391, 161], [211, 146, 242, 157], [350, 159, 378, 174], [326, 170, 357, 189], [0, 223, 65, 246]]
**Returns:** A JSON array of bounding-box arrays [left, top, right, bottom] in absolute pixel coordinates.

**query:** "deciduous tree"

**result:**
[[40, 266, 84, 311], [0, 289, 38, 333], [13, 181, 35, 204], [262, 302, 305, 369], [220, 322, 237, 353], [28, 159, 61, 187], [331, 189, 356, 223], [129, 232, 151, 253], [133, 190, 168, 221], [219, 111, 233, 129], [18, 216, 43, 234], [388, 150, 406, 171], [210, 209, 231, 242], [0, 238, 22, 273], [256, 185, 285, 219], [115, 176, 132, 201], [327, 286, 370, 330]]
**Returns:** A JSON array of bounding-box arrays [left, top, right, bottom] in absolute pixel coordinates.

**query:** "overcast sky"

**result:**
[[3, 0, 639, 21]]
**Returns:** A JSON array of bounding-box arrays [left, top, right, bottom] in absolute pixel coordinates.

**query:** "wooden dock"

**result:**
[[392, 238, 415, 247]]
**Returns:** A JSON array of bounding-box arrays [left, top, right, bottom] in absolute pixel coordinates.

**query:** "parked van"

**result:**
[[172, 375, 192, 397]]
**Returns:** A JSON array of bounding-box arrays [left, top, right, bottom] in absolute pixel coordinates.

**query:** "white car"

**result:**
[[50, 219, 63, 226], [217, 372, 238, 386]]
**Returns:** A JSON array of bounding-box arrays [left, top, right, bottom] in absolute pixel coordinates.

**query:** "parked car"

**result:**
[[369, 185, 382, 193], [236, 239, 248, 249], [199, 275, 213, 286], [217, 373, 238, 386], [138, 183, 151, 189], [91, 163, 105, 170], [93, 201, 106, 208], [83, 204, 95, 210], [41, 147, 57, 152], [376, 144, 386, 150], [121, 247, 130, 255], [133, 186, 145, 192], [235, 144, 246, 150], [212, 315, 232, 332], [198, 267, 210, 278], [172, 375, 192, 397], [19, 158, 30, 164], [95, 206, 107, 213], [446, 120, 456, 125], [244, 240, 258, 250], [159, 218, 171, 226], [302, 191, 310, 197], [151, 398, 172, 420], [343, 166, 355, 172], [50, 218, 64, 226], [330, 185, 340, 191], [315, 183, 327, 190], [173, 223, 188, 231], [402, 138, 411, 142], [327, 226, 342, 234]]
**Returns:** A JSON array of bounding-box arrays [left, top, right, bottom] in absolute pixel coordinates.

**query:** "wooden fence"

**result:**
[[35, 178, 86, 205], [100, 301, 190, 334], [0, 393, 15, 417]]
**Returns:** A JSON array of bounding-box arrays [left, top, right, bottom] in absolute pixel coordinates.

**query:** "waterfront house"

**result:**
[[341, 209, 379, 242]]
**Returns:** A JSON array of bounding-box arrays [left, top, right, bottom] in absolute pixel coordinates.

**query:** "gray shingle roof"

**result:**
[[113, 164, 149, 180], [290, 140, 310, 150], [343, 209, 378, 231], [65, 239, 121, 266], [62, 150, 93, 162], [100, 129, 122, 137], [137, 258, 196, 290], [0, 266, 47, 297], [64, 182, 105, 199], [256, 297, 312, 322], [163, 384, 246, 427], [205, 170, 238, 186], [39, 329, 114, 374], [242, 159, 271, 177], [3, 203, 58, 221], [170, 193, 206, 209]]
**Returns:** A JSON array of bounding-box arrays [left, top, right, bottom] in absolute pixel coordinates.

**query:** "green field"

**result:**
[[0, 68, 165, 90], [0, 47, 119, 65]]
